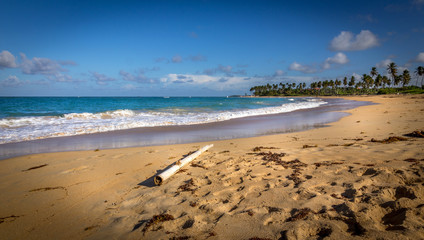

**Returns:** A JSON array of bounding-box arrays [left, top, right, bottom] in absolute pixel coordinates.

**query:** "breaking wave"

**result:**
[[0, 99, 326, 144]]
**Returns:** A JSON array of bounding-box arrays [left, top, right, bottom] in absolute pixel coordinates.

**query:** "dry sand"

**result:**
[[0, 95, 423, 240]]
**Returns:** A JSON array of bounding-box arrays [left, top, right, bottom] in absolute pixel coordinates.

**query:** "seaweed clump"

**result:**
[[404, 130, 424, 138], [370, 136, 407, 143], [286, 208, 314, 222], [177, 178, 196, 194], [142, 214, 174, 233]]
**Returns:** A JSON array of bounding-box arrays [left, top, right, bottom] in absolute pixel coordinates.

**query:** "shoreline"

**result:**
[[0, 95, 423, 239], [0, 97, 371, 160]]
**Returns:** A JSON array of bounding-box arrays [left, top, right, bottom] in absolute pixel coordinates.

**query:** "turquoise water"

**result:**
[[0, 97, 326, 144]]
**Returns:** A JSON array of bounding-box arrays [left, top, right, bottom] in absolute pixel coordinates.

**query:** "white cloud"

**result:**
[[122, 84, 137, 90], [415, 52, 424, 62], [48, 73, 77, 83], [289, 62, 318, 73], [1, 75, 21, 87], [187, 54, 207, 62], [90, 72, 116, 85], [20, 53, 66, 75], [323, 52, 349, 69], [171, 54, 183, 63], [119, 70, 158, 83], [274, 69, 284, 76], [161, 74, 253, 91], [352, 73, 362, 81], [330, 30, 379, 51], [376, 58, 393, 68], [203, 64, 246, 76], [0, 50, 17, 69], [290, 53, 349, 73]]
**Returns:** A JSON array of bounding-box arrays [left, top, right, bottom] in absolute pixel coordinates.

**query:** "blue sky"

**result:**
[[1, 0, 423, 96]]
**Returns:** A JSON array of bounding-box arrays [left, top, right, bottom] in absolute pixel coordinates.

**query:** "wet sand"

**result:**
[[0, 98, 370, 160], [0, 95, 423, 239]]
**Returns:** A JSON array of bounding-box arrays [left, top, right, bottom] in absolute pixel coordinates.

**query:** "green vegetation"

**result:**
[[250, 63, 424, 96]]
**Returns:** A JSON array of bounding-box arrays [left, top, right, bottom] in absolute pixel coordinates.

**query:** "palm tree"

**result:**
[[402, 69, 411, 87], [349, 76, 355, 88], [375, 74, 383, 89], [415, 66, 424, 87], [370, 67, 378, 79], [387, 62, 398, 87]]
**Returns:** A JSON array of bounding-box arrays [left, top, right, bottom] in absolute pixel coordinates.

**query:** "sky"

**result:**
[[1, 0, 424, 96]]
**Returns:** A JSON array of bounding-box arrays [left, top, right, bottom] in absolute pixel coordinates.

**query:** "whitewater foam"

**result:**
[[0, 99, 326, 144]]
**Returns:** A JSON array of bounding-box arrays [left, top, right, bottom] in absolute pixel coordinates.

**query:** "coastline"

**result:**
[[0, 97, 370, 160], [0, 95, 423, 239]]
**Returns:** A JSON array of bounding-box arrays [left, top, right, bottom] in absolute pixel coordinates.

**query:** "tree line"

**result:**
[[250, 63, 424, 96]]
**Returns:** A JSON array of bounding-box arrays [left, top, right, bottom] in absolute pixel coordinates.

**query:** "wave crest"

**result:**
[[0, 99, 326, 144]]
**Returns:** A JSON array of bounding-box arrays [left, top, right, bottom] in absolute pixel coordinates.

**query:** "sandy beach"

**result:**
[[0, 94, 423, 239]]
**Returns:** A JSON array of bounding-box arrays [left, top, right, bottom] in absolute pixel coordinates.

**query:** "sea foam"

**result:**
[[0, 99, 326, 144]]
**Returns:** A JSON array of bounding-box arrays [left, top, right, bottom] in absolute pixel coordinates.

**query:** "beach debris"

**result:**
[[142, 214, 174, 233], [22, 163, 48, 172], [303, 144, 317, 148], [190, 162, 207, 169], [370, 136, 408, 143], [29, 186, 67, 192], [170, 236, 190, 240], [177, 178, 196, 194], [286, 208, 313, 222], [0, 215, 21, 224], [252, 146, 278, 152], [254, 151, 286, 164], [314, 161, 343, 168], [404, 130, 424, 138], [154, 144, 213, 185]]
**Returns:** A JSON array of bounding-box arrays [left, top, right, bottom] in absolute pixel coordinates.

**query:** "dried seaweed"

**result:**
[[22, 164, 48, 172], [286, 208, 313, 222], [267, 206, 282, 213], [404, 130, 424, 138], [314, 161, 343, 168], [252, 146, 278, 152], [256, 151, 286, 162], [177, 179, 196, 193], [142, 214, 174, 233], [29, 186, 66, 192], [287, 169, 303, 185], [169, 236, 190, 240], [404, 158, 424, 165], [190, 163, 207, 169], [370, 136, 407, 143], [303, 144, 317, 148]]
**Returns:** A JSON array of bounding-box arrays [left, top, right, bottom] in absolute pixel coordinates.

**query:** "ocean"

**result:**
[[0, 96, 373, 159], [0, 97, 326, 144]]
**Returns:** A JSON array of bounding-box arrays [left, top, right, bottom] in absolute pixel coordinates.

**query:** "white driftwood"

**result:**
[[154, 144, 213, 185]]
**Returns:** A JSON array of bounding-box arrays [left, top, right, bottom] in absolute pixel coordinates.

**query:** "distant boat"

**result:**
[[163, 96, 170, 99]]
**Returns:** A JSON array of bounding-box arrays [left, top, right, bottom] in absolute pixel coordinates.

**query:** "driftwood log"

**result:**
[[154, 144, 213, 185]]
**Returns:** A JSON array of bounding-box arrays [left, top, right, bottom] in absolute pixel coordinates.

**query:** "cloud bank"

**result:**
[[0, 50, 17, 69], [330, 30, 379, 51], [289, 52, 349, 73]]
